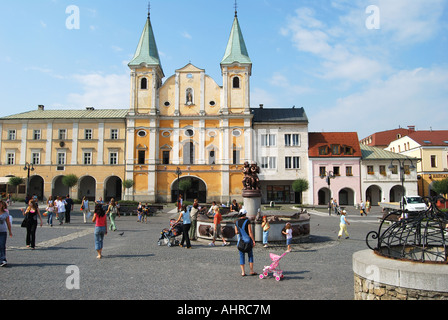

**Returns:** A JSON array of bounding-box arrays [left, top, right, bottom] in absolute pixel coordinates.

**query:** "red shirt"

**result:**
[[95, 214, 107, 227], [214, 212, 222, 225]]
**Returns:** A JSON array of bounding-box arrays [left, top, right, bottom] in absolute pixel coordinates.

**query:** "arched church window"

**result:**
[[232, 76, 240, 89], [141, 78, 148, 90]]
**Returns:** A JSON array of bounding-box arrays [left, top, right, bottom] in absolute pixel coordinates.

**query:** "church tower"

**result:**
[[128, 11, 164, 116], [220, 9, 252, 115]]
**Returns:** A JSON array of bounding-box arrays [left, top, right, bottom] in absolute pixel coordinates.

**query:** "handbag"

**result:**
[[21, 217, 28, 228], [238, 239, 252, 253], [237, 219, 253, 253]]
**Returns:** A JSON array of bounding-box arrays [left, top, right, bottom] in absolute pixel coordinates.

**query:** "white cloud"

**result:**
[[377, 0, 445, 44], [67, 73, 129, 108], [309, 66, 448, 138]]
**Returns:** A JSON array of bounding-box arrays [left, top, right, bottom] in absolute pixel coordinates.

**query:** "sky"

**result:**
[[0, 0, 447, 139]]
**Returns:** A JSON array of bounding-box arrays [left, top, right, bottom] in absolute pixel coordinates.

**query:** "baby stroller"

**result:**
[[158, 219, 183, 247], [259, 252, 289, 281]]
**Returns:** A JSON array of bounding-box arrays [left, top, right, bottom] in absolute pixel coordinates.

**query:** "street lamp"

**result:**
[[388, 159, 416, 210], [321, 170, 336, 215], [23, 162, 35, 198], [175, 167, 182, 211]]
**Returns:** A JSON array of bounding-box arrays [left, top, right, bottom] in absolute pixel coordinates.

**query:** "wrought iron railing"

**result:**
[[366, 196, 448, 263]]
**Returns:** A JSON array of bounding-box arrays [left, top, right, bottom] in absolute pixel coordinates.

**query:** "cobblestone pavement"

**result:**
[[1, 203, 383, 301]]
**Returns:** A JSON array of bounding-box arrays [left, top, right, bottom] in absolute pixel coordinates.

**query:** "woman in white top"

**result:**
[[81, 196, 90, 223], [55, 196, 66, 225]]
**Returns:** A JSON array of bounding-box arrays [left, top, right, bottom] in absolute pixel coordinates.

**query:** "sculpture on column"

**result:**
[[242, 161, 260, 191]]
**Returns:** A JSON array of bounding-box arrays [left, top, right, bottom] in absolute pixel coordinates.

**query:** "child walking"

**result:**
[[261, 216, 270, 248], [282, 222, 293, 252], [338, 210, 350, 239]]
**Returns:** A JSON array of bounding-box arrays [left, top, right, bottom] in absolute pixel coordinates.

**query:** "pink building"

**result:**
[[309, 132, 362, 207]]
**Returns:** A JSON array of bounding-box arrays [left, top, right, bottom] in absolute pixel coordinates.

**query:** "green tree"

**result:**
[[292, 178, 309, 204], [62, 174, 79, 197], [432, 178, 448, 197], [8, 177, 24, 199], [179, 178, 192, 198]]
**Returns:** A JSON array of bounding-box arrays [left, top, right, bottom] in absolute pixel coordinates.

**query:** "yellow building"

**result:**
[[0, 107, 128, 201], [126, 11, 253, 203], [0, 10, 310, 204], [386, 130, 448, 197]]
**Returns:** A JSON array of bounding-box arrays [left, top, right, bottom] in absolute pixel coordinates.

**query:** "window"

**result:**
[[285, 157, 300, 169], [261, 157, 276, 169], [209, 150, 216, 165], [333, 166, 340, 176], [141, 78, 148, 90], [346, 166, 353, 176], [183, 142, 194, 164], [8, 130, 16, 140], [331, 144, 340, 155], [390, 165, 398, 174], [185, 129, 194, 137], [111, 129, 119, 140], [83, 152, 92, 165], [285, 134, 300, 146], [109, 152, 118, 165], [33, 130, 41, 140], [138, 150, 146, 165], [6, 153, 15, 165], [404, 165, 410, 175], [379, 165, 386, 176], [57, 153, 66, 165], [233, 150, 240, 165], [318, 167, 326, 177], [344, 146, 354, 155], [162, 151, 170, 165], [319, 146, 329, 155], [261, 134, 276, 147], [431, 155, 437, 168], [58, 129, 67, 140], [367, 166, 374, 175], [232, 76, 240, 89], [84, 129, 93, 140], [32, 153, 40, 165]]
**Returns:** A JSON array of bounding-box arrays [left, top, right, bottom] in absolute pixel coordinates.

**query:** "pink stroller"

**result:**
[[259, 252, 289, 281]]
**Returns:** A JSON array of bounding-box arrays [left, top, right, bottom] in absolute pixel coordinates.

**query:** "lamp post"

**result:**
[[388, 159, 416, 211], [175, 167, 182, 211], [23, 162, 35, 198], [321, 170, 335, 215]]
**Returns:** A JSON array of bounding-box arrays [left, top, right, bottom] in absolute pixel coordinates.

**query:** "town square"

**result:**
[[0, 0, 447, 307]]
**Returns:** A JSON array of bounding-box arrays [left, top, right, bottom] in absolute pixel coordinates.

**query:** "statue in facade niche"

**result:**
[[242, 161, 260, 190]]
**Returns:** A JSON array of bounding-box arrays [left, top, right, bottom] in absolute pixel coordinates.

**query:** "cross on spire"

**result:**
[[147, 1, 151, 18], [234, 0, 238, 17]]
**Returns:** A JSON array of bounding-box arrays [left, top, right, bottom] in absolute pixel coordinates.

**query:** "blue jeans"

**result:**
[[239, 248, 254, 265], [47, 212, 53, 226], [94, 226, 106, 250], [263, 231, 269, 244], [0, 232, 7, 262]]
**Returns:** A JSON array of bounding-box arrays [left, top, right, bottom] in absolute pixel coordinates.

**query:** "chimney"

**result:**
[[38, 105, 45, 111], [259, 104, 263, 109], [408, 125, 416, 132]]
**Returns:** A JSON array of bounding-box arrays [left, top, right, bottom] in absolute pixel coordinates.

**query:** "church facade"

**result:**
[[0, 10, 309, 204]]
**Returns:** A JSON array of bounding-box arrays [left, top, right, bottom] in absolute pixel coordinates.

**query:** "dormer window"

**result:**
[[331, 144, 340, 155], [232, 76, 240, 89], [319, 146, 329, 155], [141, 78, 148, 90]]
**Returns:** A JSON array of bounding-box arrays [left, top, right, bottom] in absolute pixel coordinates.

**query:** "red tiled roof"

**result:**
[[407, 130, 448, 146], [309, 132, 362, 157], [360, 128, 412, 147]]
